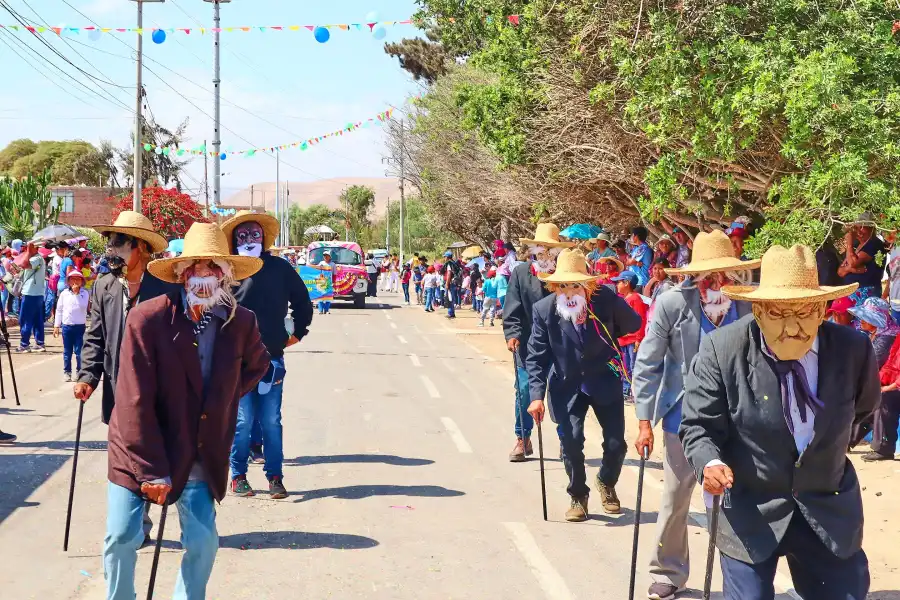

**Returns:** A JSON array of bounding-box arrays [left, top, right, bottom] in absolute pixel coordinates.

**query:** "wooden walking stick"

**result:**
[[703, 494, 722, 600], [146, 501, 169, 600], [0, 299, 20, 405], [63, 401, 85, 551], [536, 417, 548, 521], [627, 446, 650, 600]]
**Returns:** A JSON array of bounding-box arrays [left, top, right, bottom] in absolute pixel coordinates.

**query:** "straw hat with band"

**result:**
[[220, 210, 281, 251], [723, 244, 857, 303], [665, 230, 761, 276], [541, 249, 597, 284], [148, 223, 263, 284], [93, 211, 168, 254], [597, 256, 624, 272], [520, 223, 576, 249], [590, 233, 612, 244]]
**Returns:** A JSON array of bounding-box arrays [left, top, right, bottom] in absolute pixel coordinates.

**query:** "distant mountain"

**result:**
[[221, 177, 402, 216]]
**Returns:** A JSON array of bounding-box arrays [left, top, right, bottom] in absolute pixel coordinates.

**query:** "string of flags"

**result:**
[[209, 206, 236, 216], [142, 107, 398, 160]]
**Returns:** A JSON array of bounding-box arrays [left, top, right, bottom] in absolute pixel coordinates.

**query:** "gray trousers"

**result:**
[[649, 431, 697, 588]]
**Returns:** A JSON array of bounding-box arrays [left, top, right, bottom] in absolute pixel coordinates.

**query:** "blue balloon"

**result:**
[[151, 29, 166, 44], [373, 25, 387, 40], [220, 153, 227, 160], [313, 26, 330, 43]]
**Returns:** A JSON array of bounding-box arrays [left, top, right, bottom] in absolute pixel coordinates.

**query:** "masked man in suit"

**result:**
[[527, 249, 641, 521], [680, 244, 878, 599], [632, 231, 760, 600]]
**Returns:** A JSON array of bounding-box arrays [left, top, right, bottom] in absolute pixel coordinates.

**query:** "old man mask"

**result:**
[[752, 302, 826, 361], [233, 221, 265, 258]]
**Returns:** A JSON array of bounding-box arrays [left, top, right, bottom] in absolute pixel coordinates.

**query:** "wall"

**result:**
[[50, 186, 123, 227]]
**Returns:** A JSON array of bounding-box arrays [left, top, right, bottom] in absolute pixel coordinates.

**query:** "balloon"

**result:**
[[220, 153, 227, 160], [151, 29, 166, 44], [162, 148, 170, 156], [365, 11, 380, 22], [88, 29, 102, 42], [373, 25, 387, 40], [143, 143, 152, 151], [154, 147, 163, 155], [313, 26, 330, 43]]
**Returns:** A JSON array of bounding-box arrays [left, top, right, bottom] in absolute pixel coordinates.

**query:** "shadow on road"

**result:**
[[284, 454, 434, 467], [869, 593, 900, 600], [0, 453, 69, 526], [219, 530, 379, 550], [292, 484, 464, 503], [13, 440, 107, 452]]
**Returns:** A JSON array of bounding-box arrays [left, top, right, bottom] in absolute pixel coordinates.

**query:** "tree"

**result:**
[[0, 169, 59, 241], [111, 187, 207, 240], [370, 197, 457, 256], [384, 37, 450, 83], [287, 203, 346, 246], [0, 139, 37, 173], [337, 185, 376, 244]]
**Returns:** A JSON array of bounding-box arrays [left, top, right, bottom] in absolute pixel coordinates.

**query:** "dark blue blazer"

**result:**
[[526, 286, 641, 408]]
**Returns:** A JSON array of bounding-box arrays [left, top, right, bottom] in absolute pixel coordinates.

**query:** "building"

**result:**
[[50, 186, 124, 227]]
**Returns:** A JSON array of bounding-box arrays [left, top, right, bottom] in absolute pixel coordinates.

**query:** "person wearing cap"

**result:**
[[588, 233, 616, 263], [53, 270, 90, 382], [611, 270, 647, 401], [595, 255, 623, 286], [221, 210, 313, 499], [103, 223, 270, 600], [840, 211, 886, 305], [314, 250, 334, 314], [632, 230, 759, 600], [679, 244, 877, 600], [504, 224, 575, 462], [13, 241, 48, 353], [526, 249, 642, 520], [655, 235, 678, 266], [479, 268, 500, 327], [827, 296, 855, 326], [441, 250, 464, 319]]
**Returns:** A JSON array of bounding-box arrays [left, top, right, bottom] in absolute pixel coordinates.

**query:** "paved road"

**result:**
[[0, 294, 804, 599]]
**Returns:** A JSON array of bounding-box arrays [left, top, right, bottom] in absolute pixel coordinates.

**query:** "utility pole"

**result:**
[[130, 0, 164, 211], [203, 0, 229, 208], [203, 138, 209, 217], [250, 184, 254, 211], [284, 182, 290, 245], [275, 149, 281, 246], [385, 197, 390, 252], [398, 120, 406, 265]]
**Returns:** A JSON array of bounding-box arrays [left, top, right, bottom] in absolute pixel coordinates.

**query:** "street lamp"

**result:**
[[202, 0, 231, 212], [129, 0, 165, 212]]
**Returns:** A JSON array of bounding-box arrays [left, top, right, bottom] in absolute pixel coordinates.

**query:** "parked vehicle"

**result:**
[[306, 241, 368, 308]]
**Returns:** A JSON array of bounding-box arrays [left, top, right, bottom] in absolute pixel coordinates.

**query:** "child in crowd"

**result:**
[[479, 268, 499, 327], [413, 262, 424, 304], [53, 270, 89, 382], [422, 266, 440, 312], [401, 264, 412, 305], [474, 281, 484, 313], [611, 270, 647, 401]]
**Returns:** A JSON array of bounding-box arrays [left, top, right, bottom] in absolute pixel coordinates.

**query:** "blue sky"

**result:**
[[0, 0, 422, 199]]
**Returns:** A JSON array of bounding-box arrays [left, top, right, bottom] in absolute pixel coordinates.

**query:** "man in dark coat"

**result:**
[[220, 210, 313, 498], [503, 223, 573, 461], [680, 244, 878, 600], [103, 223, 270, 600], [527, 249, 641, 522]]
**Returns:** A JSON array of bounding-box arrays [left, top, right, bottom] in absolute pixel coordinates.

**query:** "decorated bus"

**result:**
[[304, 241, 368, 308]]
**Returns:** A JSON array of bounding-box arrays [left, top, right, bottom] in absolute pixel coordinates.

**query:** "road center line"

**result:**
[[16, 356, 56, 372], [409, 354, 422, 367], [440, 417, 473, 453], [385, 313, 392, 320], [390, 322, 398, 329], [396, 335, 408, 345], [421, 375, 441, 399], [502, 522, 574, 600]]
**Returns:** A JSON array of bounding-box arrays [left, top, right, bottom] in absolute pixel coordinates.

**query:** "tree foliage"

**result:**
[[0, 169, 60, 240], [337, 185, 377, 244], [370, 196, 458, 256], [287, 203, 346, 247], [388, 0, 900, 252], [111, 187, 207, 240]]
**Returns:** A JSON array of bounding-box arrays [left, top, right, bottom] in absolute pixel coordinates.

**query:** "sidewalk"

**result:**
[[433, 300, 900, 596]]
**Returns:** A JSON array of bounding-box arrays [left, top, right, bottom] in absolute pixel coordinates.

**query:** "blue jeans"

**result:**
[[621, 343, 637, 397], [424, 288, 436, 311], [104, 481, 218, 600], [514, 365, 533, 439], [19, 294, 45, 348], [61, 323, 86, 375], [250, 420, 263, 447], [402, 282, 410, 303], [317, 300, 331, 313], [230, 365, 285, 479], [447, 284, 459, 317]]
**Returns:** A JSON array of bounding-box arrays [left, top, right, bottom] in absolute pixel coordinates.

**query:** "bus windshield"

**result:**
[[308, 247, 361, 266]]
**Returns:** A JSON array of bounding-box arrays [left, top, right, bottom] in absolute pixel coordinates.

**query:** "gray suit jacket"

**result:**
[[633, 279, 751, 425], [680, 315, 879, 563], [503, 261, 551, 366]]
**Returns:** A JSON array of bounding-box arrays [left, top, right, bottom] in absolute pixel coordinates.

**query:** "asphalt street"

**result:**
[[0, 293, 808, 599]]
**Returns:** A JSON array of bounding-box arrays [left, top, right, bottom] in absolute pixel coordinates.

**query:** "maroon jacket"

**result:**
[[107, 294, 270, 503]]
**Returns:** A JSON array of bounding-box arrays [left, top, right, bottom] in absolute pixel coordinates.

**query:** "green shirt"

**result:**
[[21, 256, 46, 297]]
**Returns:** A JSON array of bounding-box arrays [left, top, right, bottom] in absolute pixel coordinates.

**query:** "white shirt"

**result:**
[[54, 288, 90, 327], [423, 273, 440, 289]]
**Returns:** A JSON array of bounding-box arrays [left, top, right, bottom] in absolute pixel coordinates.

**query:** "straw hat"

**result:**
[[220, 210, 280, 251], [541, 249, 597, 284], [597, 256, 624, 272], [589, 233, 612, 244], [93, 211, 168, 254], [723, 244, 857, 303], [655, 234, 675, 249], [665, 230, 761, 275], [148, 223, 263, 284], [520, 223, 576, 248]]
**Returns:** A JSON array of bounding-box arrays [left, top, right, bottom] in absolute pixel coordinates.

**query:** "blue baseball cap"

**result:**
[[611, 271, 638, 284], [443, 250, 453, 258]]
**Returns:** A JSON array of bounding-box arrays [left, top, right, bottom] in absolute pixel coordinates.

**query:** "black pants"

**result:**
[[367, 273, 378, 297], [720, 512, 869, 600], [555, 379, 626, 498], [872, 390, 900, 457]]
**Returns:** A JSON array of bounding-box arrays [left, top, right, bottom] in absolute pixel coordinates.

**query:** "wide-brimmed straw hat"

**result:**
[[541, 249, 597, 284], [655, 234, 675, 248], [93, 211, 168, 254], [723, 244, 857, 303], [148, 223, 263, 284], [520, 223, 576, 249], [220, 210, 280, 251], [665, 230, 761, 275], [597, 256, 624, 272], [589, 233, 612, 244]]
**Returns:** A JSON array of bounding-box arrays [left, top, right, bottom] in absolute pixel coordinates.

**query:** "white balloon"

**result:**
[[365, 11, 380, 22]]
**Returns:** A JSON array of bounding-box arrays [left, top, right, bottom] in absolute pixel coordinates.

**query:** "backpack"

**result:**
[[445, 260, 463, 286]]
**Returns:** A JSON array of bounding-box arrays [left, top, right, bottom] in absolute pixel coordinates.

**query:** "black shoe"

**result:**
[[268, 476, 288, 499], [0, 430, 16, 444]]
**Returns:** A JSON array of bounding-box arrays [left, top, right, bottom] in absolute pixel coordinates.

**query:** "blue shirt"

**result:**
[[627, 243, 652, 286], [58, 257, 75, 289], [482, 277, 499, 299], [661, 301, 740, 433]]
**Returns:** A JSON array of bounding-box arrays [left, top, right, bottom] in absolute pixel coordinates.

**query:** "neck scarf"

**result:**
[[769, 354, 824, 435]]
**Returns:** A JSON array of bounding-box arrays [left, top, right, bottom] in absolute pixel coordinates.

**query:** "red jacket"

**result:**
[[107, 294, 270, 503], [880, 335, 900, 386], [618, 293, 647, 347]]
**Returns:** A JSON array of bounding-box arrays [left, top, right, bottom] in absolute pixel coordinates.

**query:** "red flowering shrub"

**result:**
[[111, 187, 207, 239]]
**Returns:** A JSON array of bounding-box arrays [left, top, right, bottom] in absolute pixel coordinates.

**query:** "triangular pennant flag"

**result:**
[[241, 27, 251, 32], [26, 26, 35, 33], [353, 23, 362, 31], [272, 26, 283, 31], [338, 24, 349, 31], [399, 20, 412, 25], [184, 29, 191, 34], [385, 21, 395, 26], [289, 25, 300, 31], [199, 28, 206, 34], [116, 28, 126, 32], [508, 15, 520, 25], [102, 28, 111, 32], [367, 22, 376, 31], [84, 26, 95, 30], [224, 27, 234, 32], [135, 28, 143, 34], [304, 25, 315, 31], [41, 27, 51, 34]]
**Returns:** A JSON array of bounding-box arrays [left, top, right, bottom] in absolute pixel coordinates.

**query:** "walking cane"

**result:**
[[627, 446, 650, 600], [703, 494, 722, 600], [0, 299, 20, 405], [63, 401, 85, 551], [536, 418, 548, 521], [146, 501, 169, 600]]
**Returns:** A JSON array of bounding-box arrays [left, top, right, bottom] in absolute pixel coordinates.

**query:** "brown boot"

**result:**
[[596, 479, 621, 514], [523, 437, 533, 457], [565, 496, 589, 522], [508, 438, 527, 462]]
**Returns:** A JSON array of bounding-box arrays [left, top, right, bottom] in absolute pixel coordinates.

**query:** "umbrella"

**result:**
[[461, 245, 483, 259], [31, 224, 83, 244], [448, 241, 469, 249], [467, 256, 487, 271], [304, 225, 335, 236], [560, 224, 602, 240], [166, 239, 184, 256]]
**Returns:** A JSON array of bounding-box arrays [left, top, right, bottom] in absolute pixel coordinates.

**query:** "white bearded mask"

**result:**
[[531, 245, 563, 274], [554, 284, 589, 324], [698, 273, 733, 325], [175, 259, 235, 311]]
